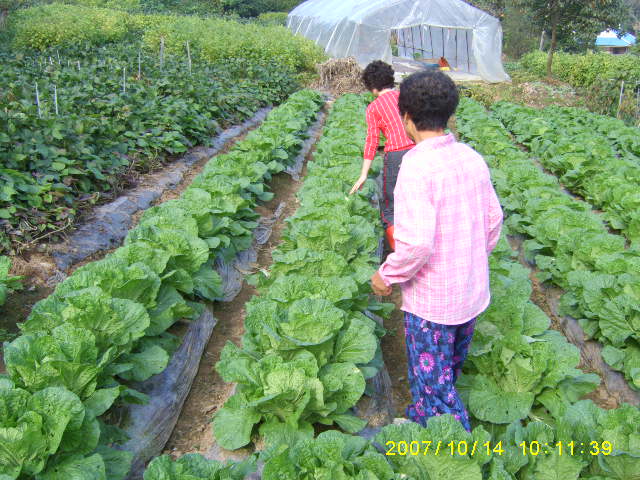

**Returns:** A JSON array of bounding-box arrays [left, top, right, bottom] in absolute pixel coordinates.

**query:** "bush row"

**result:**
[[9, 3, 323, 72]]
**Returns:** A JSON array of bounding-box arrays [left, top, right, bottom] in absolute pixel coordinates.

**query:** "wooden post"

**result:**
[[122, 66, 127, 93]]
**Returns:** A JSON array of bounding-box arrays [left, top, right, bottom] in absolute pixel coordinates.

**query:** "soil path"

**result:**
[[163, 111, 328, 457], [381, 288, 412, 417]]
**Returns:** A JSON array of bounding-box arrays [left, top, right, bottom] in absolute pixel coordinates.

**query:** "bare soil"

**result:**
[[381, 287, 412, 417]]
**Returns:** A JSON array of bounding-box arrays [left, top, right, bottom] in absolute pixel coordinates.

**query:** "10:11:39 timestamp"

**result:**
[[519, 441, 613, 456]]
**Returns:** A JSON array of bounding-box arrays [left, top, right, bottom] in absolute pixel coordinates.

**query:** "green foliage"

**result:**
[[520, 50, 640, 119], [0, 43, 297, 251], [220, 0, 301, 17], [141, 15, 325, 73], [456, 96, 640, 392], [261, 427, 397, 479], [492, 102, 640, 242], [513, 0, 629, 51], [143, 454, 256, 479], [0, 256, 22, 306], [521, 50, 640, 89], [213, 93, 390, 450], [0, 90, 323, 479], [257, 11, 288, 26], [11, 3, 133, 49]]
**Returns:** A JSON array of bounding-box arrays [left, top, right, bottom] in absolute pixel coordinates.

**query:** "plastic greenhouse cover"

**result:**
[[288, 0, 510, 83]]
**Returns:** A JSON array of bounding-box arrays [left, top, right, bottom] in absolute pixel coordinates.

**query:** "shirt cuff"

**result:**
[[377, 265, 392, 287]]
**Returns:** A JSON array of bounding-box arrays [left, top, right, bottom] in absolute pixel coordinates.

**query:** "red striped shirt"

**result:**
[[363, 90, 416, 161]]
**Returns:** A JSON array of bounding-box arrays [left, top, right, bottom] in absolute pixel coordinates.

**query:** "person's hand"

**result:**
[[349, 174, 367, 195], [371, 271, 392, 296]]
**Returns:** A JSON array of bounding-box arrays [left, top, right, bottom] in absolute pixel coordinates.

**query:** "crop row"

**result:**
[[0, 89, 324, 480], [455, 97, 640, 391], [140, 95, 640, 479], [492, 101, 640, 244], [0, 42, 296, 252], [542, 106, 640, 160], [142, 232, 640, 479], [212, 92, 394, 450]]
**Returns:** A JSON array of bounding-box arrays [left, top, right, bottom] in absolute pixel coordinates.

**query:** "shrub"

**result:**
[[11, 3, 133, 49], [142, 15, 325, 72], [520, 50, 640, 88], [256, 11, 287, 26]]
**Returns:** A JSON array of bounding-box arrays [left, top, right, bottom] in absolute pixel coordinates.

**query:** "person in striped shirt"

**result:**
[[349, 61, 415, 250], [371, 71, 503, 431]]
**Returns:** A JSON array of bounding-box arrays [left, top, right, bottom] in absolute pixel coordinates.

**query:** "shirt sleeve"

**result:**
[[486, 182, 503, 254], [363, 105, 380, 161], [378, 161, 436, 286]]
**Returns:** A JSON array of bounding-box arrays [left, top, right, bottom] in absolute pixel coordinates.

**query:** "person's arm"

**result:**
[[377, 163, 437, 286], [486, 182, 503, 254], [350, 106, 379, 194]]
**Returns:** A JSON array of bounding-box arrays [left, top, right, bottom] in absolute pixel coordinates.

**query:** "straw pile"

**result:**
[[315, 57, 366, 95]]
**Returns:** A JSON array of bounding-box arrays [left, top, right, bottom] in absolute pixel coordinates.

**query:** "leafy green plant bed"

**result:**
[[491, 101, 640, 244], [456, 97, 640, 392], [0, 89, 323, 479], [137, 92, 640, 480], [541, 106, 640, 160], [212, 92, 393, 450], [0, 42, 297, 253]]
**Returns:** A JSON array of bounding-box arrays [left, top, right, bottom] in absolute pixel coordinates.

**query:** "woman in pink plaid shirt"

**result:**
[[371, 71, 503, 431]]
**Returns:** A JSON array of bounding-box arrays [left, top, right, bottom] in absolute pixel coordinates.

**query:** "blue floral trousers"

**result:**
[[404, 311, 476, 431]]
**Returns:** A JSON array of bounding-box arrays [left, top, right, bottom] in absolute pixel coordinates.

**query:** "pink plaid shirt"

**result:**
[[378, 133, 503, 325]]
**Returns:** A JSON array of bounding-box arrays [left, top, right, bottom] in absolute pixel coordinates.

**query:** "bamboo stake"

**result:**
[[617, 80, 625, 119], [186, 41, 192, 75], [122, 66, 127, 93], [54, 85, 58, 115], [138, 50, 142, 78], [160, 37, 165, 71], [35, 83, 41, 118]]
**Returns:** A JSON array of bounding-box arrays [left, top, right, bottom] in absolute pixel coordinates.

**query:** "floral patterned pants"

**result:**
[[404, 312, 476, 431]]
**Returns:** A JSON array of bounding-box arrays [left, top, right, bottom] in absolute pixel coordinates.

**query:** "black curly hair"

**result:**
[[398, 71, 459, 131], [362, 60, 395, 91]]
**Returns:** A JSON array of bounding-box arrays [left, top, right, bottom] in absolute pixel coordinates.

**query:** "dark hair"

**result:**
[[362, 60, 395, 91], [398, 71, 459, 131]]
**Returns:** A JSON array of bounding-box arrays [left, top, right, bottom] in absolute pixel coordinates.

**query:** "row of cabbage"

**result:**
[[456, 97, 640, 392], [541, 106, 640, 160], [491, 102, 640, 244], [141, 94, 639, 480], [140, 235, 640, 480], [0, 89, 324, 480], [211, 93, 393, 450]]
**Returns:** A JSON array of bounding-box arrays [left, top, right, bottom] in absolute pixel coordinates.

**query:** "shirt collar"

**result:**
[[414, 133, 456, 152]]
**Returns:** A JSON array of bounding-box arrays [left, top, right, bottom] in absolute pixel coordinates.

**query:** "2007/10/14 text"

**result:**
[[385, 440, 613, 456]]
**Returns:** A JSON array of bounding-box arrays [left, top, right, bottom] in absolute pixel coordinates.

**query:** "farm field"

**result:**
[[2, 2, 640, 479]]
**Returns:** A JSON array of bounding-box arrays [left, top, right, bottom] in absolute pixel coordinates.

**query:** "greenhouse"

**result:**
[[288, 0, 510, 83]]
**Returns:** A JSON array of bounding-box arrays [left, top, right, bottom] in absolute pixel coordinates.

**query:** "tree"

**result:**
[[513, 0, 629, 76]]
